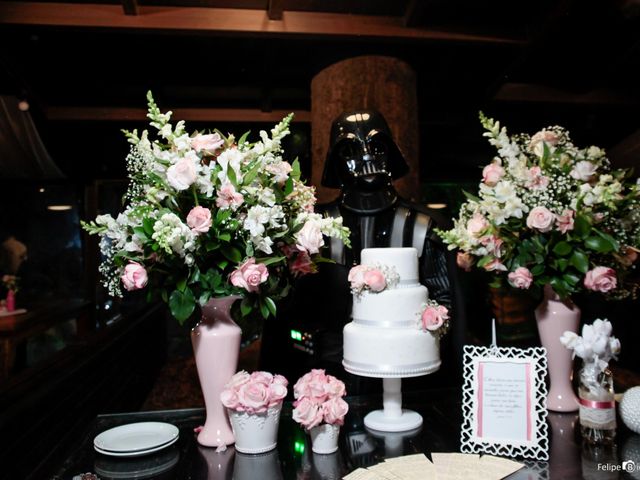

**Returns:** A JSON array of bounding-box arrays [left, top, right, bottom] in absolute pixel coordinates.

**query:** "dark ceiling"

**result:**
[[0, 0, 639, 187]]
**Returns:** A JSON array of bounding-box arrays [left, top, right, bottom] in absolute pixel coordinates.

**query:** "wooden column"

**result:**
[[311, 56, 420, 203]]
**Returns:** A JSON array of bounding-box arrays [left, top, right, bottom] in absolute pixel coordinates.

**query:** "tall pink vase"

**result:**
[[191, 295, 242, 447], [535, 285, 579, 412]]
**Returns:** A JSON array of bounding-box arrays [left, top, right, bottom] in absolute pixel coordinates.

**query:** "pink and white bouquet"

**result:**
[[220, 370, 288, 414], [292, 369, 349, 430], [439, 113, 640, 299], [348, 263, 400, 296], [83, 92, 350, 323], [419, 299, 450, 337]]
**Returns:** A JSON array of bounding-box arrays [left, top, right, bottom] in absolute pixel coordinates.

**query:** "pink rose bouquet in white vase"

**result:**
[[220, 371, 288, 454], [292, 369, 349, 454]]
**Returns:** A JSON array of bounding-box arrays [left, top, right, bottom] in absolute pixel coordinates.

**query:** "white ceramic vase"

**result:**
[[310, 423, 340, 454], [228, 404, 282, 454]]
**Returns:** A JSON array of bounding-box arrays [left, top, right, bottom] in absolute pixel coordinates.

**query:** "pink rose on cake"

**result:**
[[348, 263, 399, 296], [419, 299, 450, 336], [292, 369, 348, 430], [220, 370, 288, 415]]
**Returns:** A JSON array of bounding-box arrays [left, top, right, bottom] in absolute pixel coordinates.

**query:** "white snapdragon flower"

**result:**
[[244, 205, 271, 237], [217, 148, 245, 184], [173, 133, 192, 152], [196, 164, 215, 197], [159, 123, 173, 139], [152, 213, 196, 257]]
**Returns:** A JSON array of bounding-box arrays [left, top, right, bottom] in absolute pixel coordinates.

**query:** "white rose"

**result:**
[[570, 161, 597, 181], [166, 157, 197, 190], [296, 220, 324, 255]]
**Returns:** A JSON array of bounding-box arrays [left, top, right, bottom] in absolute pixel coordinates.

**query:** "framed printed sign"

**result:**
[[460, 345, 549, 461]]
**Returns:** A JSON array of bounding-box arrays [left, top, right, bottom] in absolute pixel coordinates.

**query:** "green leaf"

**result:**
[[553, 241, 573, 256], [143, 217, 155, 236], [594, 229, 620, 252], [259, 301, 269, 319], [557, 258, 569, 272], [256, 256, 286, 267], [573, 215, 591, 238], [569, 250, 589, 274], [291, 158, 301, 181], [283, 178, 294, 196], [161, 289, 168, 303], [238, 130, 251, 147], [216, 259, 229, 270], [169, 288, 196, 324], [240, 298, 253, 317], [133, 226, 148, 241], [206, 241, 220, 252], [221, 245, 243, 263], [585, 235, 615, 253], [218, 232, 232, 243], [476, 256, 493, 268], [462, 190, 481, 203], [176, 277, 187, 292], [563, 272, 580, 286], [264, 297, 277, 316], [226, 166, 238, 188], [531, 264, 545, 276], [243, 161, 262, 185], [199, 291, 211, 306]]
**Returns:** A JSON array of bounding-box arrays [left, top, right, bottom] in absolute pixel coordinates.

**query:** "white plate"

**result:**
[[94, 422, 179, 453], [94, 435, 179, 457]]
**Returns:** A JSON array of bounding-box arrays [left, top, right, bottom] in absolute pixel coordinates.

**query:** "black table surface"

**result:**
[[51, 388, 639, 480]]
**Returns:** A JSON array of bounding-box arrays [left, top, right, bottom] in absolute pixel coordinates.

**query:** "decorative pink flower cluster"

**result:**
[[420, 301, 449, 334], [292, 369, 349, 430], [348, 264, 398, 295], [220, 371, 288, 414]]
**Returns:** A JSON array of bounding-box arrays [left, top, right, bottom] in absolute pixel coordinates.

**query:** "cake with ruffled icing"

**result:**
[[342, 247, 441, 378]]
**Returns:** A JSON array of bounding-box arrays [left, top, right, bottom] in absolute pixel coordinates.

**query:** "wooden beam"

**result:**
[[494, 83, 639, 105], [121, 0, 138, 16], [404, 0, 425, 27], [44, 106, 311, 123], [267, 0, 283, 21], [0, 2, 525, 45]]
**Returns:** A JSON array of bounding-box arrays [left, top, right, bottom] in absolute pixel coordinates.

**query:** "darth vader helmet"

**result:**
[[322, 110, 409, 190]]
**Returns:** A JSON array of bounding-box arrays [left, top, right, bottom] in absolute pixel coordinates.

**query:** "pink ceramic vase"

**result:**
[[191, 295, 242, 447], [535, 285, 579, 412], [5, 290, 15, 312]]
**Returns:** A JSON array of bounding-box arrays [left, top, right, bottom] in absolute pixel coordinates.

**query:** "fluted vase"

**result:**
[[191, 295, 242, 447]]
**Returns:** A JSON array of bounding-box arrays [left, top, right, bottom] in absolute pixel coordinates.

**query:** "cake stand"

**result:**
[[363, 378, 423, 432]]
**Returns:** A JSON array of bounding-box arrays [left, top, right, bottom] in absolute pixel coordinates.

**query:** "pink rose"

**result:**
[[323, 397, 349, 426], [191, 133, 224, 153], [363, 269, 386, 292], [216, 182, 244, 210], [121, 262, 148, 291], [186, 206, 212, 234], [268, 383, 288, 407], [324, 375, 346, 398], [466, 213, 489, 237], [220, 388, 241, 411], [226, 371, 251, 391], [530, 130, 560, 157], [482, 163, 505, 187], [555, 209, 575, 234], [480, 235, 503, 258], [273, 374, 289, 387], [292, 397, 324, 430], [484, 259, 507, 272], [289, 252, 315, 277], [266, 161, 293, 184], [421, 305, 449, 332], [238, 382, 270, 414], [584, 266, 617, 293], [296, 220, 324, 255], [166, 157, 197, 190], [229, 258, 269, 293], [508, 267, 533, 289], [348, 265, 367, 289], [456, 252, 475, 272], [250, 371, 274, 385], [526, 206, 555, 232]]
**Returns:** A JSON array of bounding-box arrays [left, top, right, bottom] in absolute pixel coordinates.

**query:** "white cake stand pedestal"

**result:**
[[363, 378, 423, 432]]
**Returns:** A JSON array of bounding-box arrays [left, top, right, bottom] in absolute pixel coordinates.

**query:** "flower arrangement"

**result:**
[[292, 369, 349, 430], [561, 319, 620, 372], [348, 263, 400, 296], [439, 113, 640, 299], [83, 92, 350, 323], [419, 300, 450, 337], [220, 370, 288, 414], [1, 275, 18, 292]]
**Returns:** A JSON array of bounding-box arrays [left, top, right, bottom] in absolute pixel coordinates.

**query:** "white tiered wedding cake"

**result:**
[[343, 247, 441, 378]]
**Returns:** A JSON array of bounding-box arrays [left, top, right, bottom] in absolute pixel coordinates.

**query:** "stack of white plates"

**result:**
[[93, 422, 179, 457]]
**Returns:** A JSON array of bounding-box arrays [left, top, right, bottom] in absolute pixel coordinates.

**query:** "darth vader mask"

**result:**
[[322, 110, 409, 190]]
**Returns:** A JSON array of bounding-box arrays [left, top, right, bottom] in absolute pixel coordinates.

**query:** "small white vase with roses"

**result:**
[[292, 369, 349, 454], [220, 371, 288, 454]]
